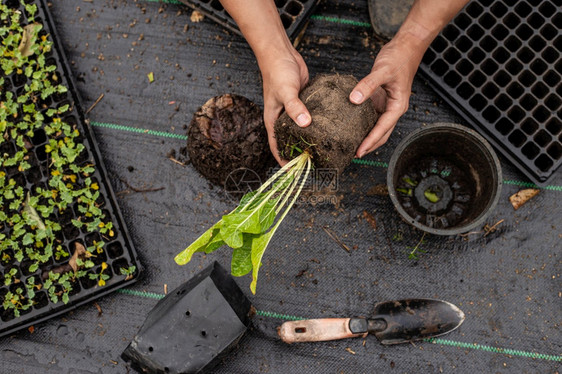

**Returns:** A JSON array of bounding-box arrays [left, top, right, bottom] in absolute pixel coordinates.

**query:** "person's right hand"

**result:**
[[259, 47, 311, 166]]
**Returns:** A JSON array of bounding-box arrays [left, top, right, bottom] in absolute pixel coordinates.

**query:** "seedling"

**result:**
[[120, 265, 136, 281], [89, 262, 110, 287], [176, 151, 313, 294], [407, 233, 428, 260], [0, 2, 135, 320], [2, 286, 32, 317]]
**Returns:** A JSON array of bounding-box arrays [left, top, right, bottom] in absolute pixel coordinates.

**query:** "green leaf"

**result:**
[[174, 221, 224, 265], [249, 230, 277, 294], [22, 232, 34, 246], [231, 238, 253, 277], [258, 197, 278, 232], [23, 193, 46, 230], [221, 210, 263, 248], [396, 188, 413, 197], [402, 177, 418, 187], [424, 190, 440, 203]]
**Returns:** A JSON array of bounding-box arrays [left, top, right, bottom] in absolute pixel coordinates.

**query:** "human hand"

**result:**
[[350, 34, 425, 158], [260, 47, 310, 166]]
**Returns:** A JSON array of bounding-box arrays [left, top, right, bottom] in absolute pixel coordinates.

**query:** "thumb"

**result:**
[[282, 96, 311, 128], [349, 71, 386, 105]]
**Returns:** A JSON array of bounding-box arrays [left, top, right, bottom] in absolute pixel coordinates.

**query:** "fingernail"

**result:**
[[357, 150, 365, 158], [350, 91, 363, 104], [296, 113, 309, 127]]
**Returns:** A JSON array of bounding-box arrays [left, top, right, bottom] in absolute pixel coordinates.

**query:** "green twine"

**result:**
[[502, 179, 562, 191], [90, 121, 188, 140], [309, 15, 371, 28], [255, 309, 303, 321], [352, 158, 389, 168], [117, 288, 165, 300], [427, 338, 562, 362]]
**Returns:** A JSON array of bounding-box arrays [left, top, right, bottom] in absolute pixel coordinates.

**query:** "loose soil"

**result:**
[[187, 94, 274, 187], [274, 74, 378, 174]]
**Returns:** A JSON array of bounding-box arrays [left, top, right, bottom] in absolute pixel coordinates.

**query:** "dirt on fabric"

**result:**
[[187, 94, 274, 187], [274, 74, 378, 174]]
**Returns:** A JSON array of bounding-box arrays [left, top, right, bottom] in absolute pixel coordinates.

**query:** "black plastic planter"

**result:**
[[419, 0, 561, 186], [387, 123, 502, 236], [122, 262, 252, 374]]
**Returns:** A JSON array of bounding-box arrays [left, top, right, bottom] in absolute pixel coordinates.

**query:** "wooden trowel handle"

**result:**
[[278, 318, 368, 343]]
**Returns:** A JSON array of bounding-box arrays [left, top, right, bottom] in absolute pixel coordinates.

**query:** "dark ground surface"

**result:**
[[0, 0, 560, 373]]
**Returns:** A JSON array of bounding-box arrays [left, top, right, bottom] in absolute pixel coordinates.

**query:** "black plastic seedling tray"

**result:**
[[419, 0, 561, 186], [0, 0, 141, 337], [178, 0, 320, 40]]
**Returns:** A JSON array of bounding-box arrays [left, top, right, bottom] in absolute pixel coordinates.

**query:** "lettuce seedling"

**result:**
[[175, 152, 312, 294]]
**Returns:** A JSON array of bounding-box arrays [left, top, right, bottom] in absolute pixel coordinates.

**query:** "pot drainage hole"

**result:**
[[396, 157, 473, 229]]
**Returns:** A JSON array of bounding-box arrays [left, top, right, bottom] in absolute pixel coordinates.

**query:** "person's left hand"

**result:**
[[349, 34, 424, 158]]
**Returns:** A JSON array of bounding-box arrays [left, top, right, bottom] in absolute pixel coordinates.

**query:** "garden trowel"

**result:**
[[278, 298, 464, 344]]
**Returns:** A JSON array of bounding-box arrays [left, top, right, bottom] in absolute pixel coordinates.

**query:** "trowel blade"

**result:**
[[371, 298, 465, 345]]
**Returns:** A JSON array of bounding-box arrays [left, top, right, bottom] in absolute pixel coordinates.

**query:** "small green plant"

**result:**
[[89, 262, 110, 287], [175, 151, 313, 294], [407, 233, 428, 260], [120, 265, 136, 281], [3, 268, 18, 286], [2, 286, 33, 317], [392, 231, 404, 242], [0, 2, 126, 315]]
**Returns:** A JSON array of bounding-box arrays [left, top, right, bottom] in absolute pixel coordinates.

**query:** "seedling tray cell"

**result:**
[[0, 0, 141, 337], [177, 0, 320, 40], [419, 0, 562, 186]]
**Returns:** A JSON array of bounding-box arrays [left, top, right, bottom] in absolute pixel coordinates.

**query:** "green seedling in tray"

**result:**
[[0, 1, 134, 319], [175, 152, 313, 294]]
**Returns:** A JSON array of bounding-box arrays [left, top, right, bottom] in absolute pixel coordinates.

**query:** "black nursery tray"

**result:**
[[419, 0, 562, 186], [178, 0, 319, 40], [0, 0, 141, 337]]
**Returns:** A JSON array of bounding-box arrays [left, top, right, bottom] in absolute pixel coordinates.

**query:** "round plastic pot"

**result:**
[[387, 122, 502, 236]]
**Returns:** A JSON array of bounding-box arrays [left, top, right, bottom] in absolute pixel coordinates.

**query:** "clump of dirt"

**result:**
[[187, 94, 274, 186], [274, 74, 378, 174]]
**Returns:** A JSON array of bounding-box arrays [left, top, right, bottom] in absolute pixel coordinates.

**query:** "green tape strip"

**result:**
[[115, 289, 562, 362], [351, 158, 389, 168], [117, 288, 165, 300], [427, 338, 562, 362], [90, 121, 188, 140], [309, 14, 371, 28], [90, 121, 562, 191], [255, 309, 304, 321], [502, 179, 562, 191]]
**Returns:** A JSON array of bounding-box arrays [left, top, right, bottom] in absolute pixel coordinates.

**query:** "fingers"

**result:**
[[267, 129, 288, 167], [264, 107, 287, 166], [349, 69, 389, 105], [264, 87, 311, 166], [355, 105, 404, 158], [283, 96, 311, 127]]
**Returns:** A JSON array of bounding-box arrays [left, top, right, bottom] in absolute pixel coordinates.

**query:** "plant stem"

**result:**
[[408, 232, 427, 260]]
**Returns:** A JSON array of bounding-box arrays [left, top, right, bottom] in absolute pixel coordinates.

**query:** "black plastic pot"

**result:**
[[387, 123, 502, 236]]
